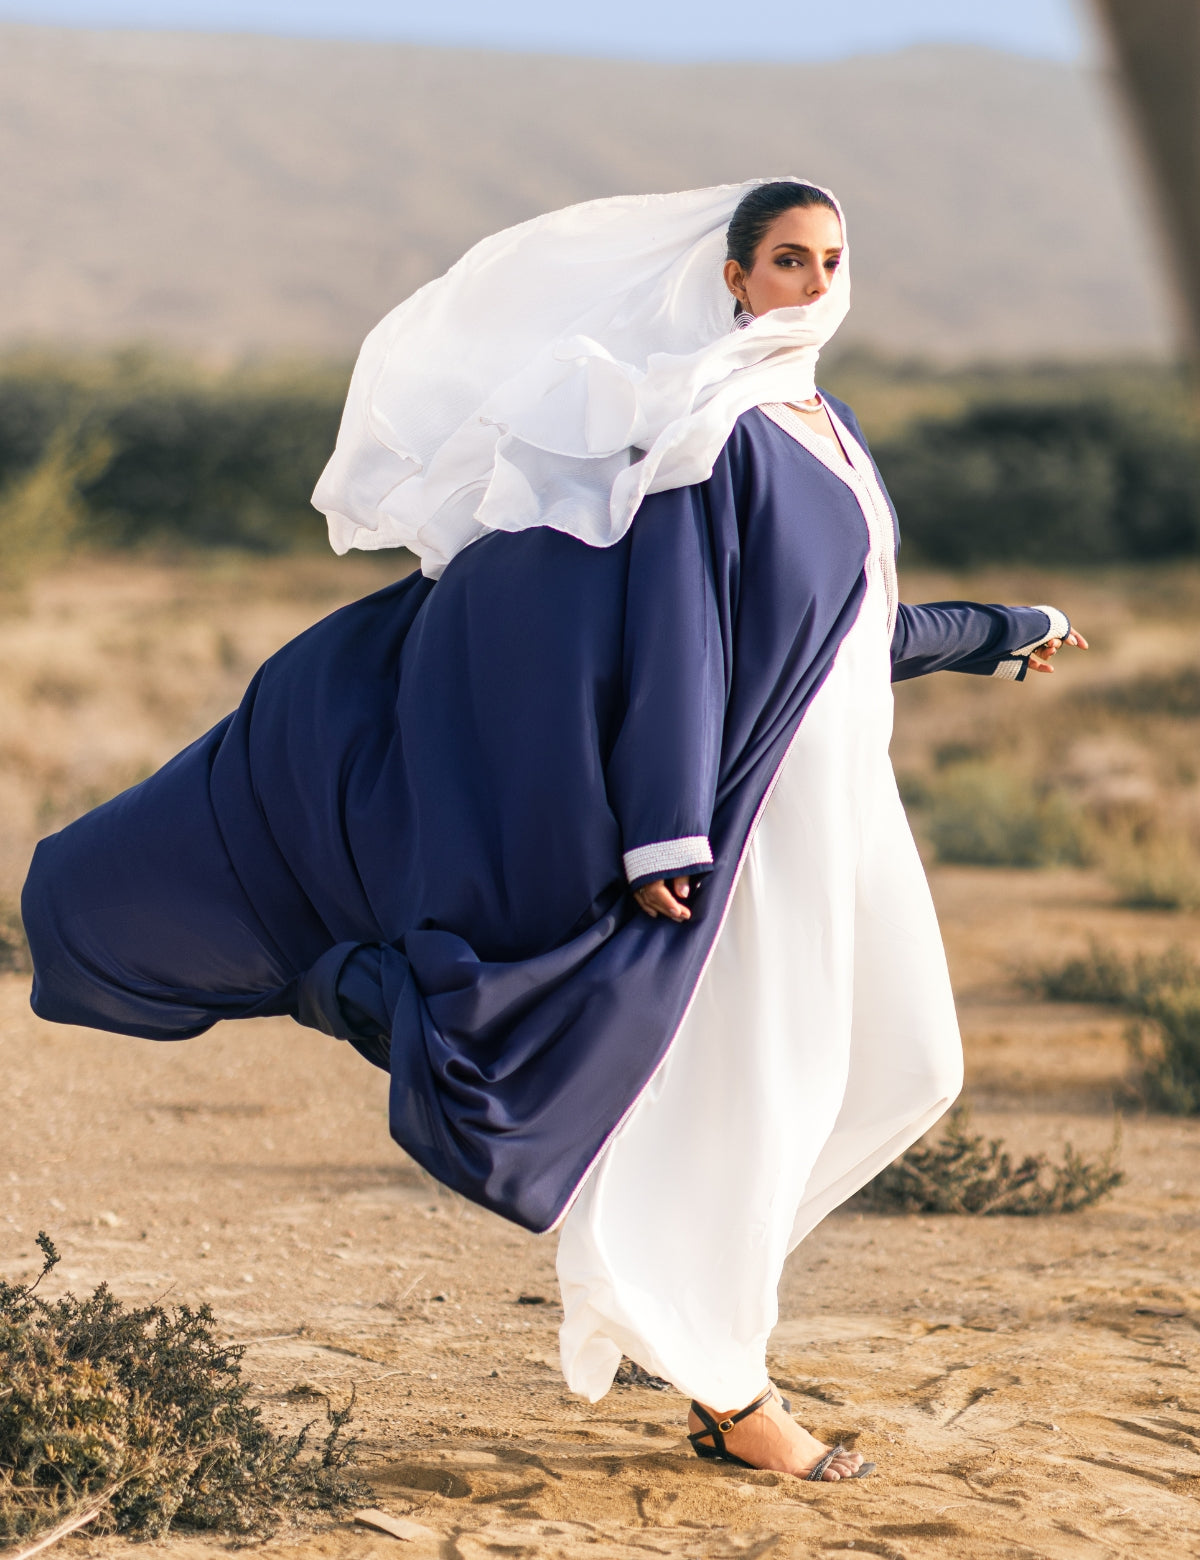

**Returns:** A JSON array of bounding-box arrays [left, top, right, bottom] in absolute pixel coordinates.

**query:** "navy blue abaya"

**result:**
[[22, 399, 1058, 1232]]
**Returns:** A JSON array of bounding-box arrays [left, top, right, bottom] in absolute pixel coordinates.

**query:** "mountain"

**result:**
[[0, 23, 1178, 362]]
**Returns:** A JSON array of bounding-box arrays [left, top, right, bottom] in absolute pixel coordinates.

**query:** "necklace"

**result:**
[[788, 394, 823, 413]]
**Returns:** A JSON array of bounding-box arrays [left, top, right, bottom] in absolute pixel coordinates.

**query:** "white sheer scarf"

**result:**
[[312, 178, 850, 578]]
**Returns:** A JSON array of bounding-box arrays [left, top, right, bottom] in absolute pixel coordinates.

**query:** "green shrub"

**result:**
[[0, 357, 345, 555], [924, 762, 1089, 868], [1, 357, 1199, 564], [876, 399, 1200, 566], [0, 1235, 365, 1544], [858, 1105, 1123, 1215], [81, 385, 339, 552]]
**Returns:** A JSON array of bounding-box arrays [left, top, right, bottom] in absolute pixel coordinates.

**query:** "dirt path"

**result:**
[[4, 862, 1200, 1560]]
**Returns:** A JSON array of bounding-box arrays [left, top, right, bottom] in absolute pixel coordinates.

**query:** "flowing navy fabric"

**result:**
[[22, 400, 1055, 1232]]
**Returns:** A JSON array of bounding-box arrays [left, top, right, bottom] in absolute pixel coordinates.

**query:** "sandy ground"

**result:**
[[5, 876, 1200, 1560], [3, 559, 1200, 1558]]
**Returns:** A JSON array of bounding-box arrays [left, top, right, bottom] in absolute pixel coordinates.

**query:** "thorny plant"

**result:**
[[0, 1234, 367, 1545], [858, 1105, 1124, 1216]]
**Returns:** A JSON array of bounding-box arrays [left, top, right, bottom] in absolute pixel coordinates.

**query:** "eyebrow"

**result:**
[[771, 242, 844, 257]]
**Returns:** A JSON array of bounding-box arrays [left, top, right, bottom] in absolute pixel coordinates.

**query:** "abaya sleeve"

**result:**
[[891, 602, 1071, 682], [603, 483, 727, 890]]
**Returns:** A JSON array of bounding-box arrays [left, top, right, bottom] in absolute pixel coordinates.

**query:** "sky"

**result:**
[[0, 0, 1091, 64]]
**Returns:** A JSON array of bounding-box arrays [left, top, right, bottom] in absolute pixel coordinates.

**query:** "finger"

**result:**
[[1067, 631, 1089, 649], [672, 876, 691, 900], [645, 881, 691, 921], [638, 884, 676, 919], [1027, 654, 1055, 674]]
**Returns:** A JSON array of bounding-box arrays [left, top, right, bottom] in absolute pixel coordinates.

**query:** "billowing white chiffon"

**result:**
[[556, 405, 964, 1409], [311, 181, 851, 578]]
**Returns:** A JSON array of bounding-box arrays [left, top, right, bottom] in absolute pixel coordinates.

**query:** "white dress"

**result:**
[[556, 403, 964, 1410]]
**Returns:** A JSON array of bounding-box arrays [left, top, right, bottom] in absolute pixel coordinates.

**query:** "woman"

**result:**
[[22, 180, 1084, 1481]]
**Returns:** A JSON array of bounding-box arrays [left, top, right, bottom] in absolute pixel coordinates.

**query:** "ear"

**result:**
[[723, 257, 749, 306]]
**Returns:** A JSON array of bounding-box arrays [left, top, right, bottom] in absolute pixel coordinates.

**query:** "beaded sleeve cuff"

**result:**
[[623, 836, 713, 886], [1012, 605, 1071, 658]]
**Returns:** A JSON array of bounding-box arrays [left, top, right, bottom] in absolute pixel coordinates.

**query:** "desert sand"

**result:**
[[2, 556, 1199, 1559]]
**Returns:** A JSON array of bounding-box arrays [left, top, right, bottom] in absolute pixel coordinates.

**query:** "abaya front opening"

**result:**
[[557, 403, 963, 1409]]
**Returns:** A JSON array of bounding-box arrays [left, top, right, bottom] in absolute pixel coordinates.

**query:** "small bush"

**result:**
[[923, 762, 1089, 868], [1129, 991, 1200, 1114], [858, 1105, 1124, 1215], [1028, 939, 1198, 1008], [0, 1235, 365, 1545], [1031, 942, 1200, 1113], [1106, 839, 1200, 912]]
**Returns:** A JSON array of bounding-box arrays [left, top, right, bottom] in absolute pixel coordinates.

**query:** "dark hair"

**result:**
[[725, 181, 839, 273]]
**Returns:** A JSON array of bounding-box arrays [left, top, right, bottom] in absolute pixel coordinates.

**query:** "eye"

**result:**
[[774, 255, 802, 268], [825, 257, 841, 272]]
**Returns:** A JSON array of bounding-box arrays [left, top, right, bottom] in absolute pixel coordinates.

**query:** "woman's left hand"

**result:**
[[634, 876, 693, 922], [1028, 628, 1088, 674]]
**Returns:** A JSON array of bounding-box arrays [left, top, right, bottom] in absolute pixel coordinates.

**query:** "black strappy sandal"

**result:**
[[688, 1386, 775, 1469], [689, 1389, 876, 1481]]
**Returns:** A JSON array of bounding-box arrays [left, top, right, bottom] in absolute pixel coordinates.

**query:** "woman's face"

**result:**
[[723, 204, 844, 318]]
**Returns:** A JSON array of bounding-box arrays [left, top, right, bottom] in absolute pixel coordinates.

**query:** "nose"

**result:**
[[807, 266, 831, 298]]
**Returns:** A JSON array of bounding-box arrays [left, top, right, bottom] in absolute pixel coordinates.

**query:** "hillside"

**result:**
[[0, 23, 1178, 361]]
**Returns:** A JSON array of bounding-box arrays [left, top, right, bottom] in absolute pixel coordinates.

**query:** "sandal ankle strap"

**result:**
[[688, 1386, 774, 1453]]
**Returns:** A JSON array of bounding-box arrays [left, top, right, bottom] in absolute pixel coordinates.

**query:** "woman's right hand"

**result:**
[[1028, 628, 1088, 673], [633, 876, 693, 922]]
